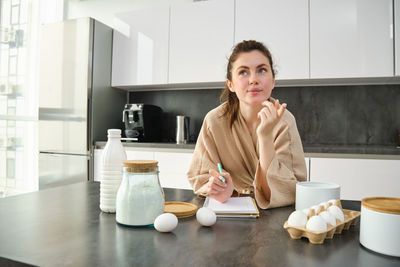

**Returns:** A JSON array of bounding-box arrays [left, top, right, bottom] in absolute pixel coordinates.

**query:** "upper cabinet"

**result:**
[[395, 0, 400, 76], [168, 0, 234, 83], [111, 0, 398, 87], [235, 0, 309, 80], [111, 6, 169, 86], [309, 0, 393, 78]]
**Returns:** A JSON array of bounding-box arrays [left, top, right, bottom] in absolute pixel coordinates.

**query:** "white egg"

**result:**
[[306, 215, 327, 231], [196, 207, 217, 226], [327, 205, 344, 222], [310, 205, 319, 212], [287, 210, 308, 227], [319, 202, 329, 209], [328, 199, 337, 205], [319, 211, 337, 226], [302, 208, 310, 216], [154, 213, 178, 232]]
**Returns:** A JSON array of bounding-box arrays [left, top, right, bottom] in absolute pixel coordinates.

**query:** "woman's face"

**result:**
[[227, 50, 275, 107]]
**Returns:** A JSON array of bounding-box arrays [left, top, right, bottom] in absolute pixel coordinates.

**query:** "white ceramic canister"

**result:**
[[116, 160, 164, 226], [360, 197, 400, 257], [295, 181, 340, 210]]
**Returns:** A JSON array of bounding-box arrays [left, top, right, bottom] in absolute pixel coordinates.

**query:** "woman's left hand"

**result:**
[[256, 99, 286, 138]]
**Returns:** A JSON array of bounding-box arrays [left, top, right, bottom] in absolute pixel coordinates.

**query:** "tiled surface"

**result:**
[[129, 84, 400, 149], [276, 85, 400, 146]]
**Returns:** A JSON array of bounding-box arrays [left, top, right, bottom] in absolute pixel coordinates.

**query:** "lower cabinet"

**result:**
[[309, 157, 400, 200], [95, 148, 399, 200], [93, 148, 193, 190], [153, 151, 193, 190]]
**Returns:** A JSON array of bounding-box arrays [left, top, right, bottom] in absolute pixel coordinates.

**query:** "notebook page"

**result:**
[[205, 196, 257, 213]]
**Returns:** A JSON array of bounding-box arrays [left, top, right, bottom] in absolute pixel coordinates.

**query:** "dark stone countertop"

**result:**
[[0, 181, 399, 267]]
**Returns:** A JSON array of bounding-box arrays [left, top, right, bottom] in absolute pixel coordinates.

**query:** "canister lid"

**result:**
[[361, 197, 400, 215], [123, 160, 158, 173]]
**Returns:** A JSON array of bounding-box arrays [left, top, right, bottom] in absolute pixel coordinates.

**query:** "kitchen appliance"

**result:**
[[176, 115, 190, 144], [38, 18, 125, 189], [122, 104, 162, 142]]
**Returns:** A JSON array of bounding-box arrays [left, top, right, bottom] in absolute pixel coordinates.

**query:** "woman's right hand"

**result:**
[[256, 99, 286, 140], [206, 169, 234, 203]]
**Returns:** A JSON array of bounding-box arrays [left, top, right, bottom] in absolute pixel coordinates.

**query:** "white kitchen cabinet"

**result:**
[[111, 6, 169, 86], [94, 147, 193, 189], [168, 0, 234, 83], [309, 0, 393, 78], [395, 0, 400, 76], [126, 150, 154, 160], [154, 151, 193, 190], [93, 148, 154, 181], [235, 0, 309, 80], [310, 157, 400, 200]]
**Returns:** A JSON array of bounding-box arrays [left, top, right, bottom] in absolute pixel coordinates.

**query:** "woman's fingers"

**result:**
[[258, 104, 274, 121], [264, 99, 287, 117], [207, 169, 234, 202], [275, 99, 280, 110], [207, 169, 228, 195], [209, 189, 219, 195], [209, 169, 227, 186], [277, 103, 287, 117]]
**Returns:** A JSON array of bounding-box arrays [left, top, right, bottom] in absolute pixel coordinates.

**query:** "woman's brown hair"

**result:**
[[220, 40, 276, 128]]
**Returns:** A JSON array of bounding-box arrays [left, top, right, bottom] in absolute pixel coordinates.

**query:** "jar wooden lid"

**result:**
[[123, 160, 158, 167], [123, 160, 158, 172], [361, 197, 400, 215]]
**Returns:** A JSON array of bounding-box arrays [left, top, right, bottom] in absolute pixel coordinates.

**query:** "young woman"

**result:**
[[187, 40, 307, 209]]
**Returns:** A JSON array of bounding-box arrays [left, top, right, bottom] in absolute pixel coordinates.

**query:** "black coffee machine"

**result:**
[[122, 104, 162, 142]]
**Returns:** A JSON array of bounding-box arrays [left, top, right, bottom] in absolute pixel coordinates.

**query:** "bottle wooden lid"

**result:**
[[123, 160, 158, 172], [361, 197, 400, 215]]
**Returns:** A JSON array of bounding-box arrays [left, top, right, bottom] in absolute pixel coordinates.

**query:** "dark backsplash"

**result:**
[[129, 84, 400, 146]]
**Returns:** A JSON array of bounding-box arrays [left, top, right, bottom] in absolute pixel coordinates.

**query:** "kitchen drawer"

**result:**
[[154, 151, 193, 174], [126, 150, 154, 160], [159, 173, 192, 190]]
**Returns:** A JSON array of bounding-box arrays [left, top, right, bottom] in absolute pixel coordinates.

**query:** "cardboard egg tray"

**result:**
[[283, 201, 360, 244]]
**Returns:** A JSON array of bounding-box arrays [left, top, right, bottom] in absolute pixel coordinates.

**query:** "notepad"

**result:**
[[203, 196, 259, 218]]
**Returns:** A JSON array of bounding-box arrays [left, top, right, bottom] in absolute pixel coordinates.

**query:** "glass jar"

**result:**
[[116, 160, 164, 226]]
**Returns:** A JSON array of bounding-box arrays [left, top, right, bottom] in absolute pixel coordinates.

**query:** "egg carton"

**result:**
[[283, 201, 360, 244]]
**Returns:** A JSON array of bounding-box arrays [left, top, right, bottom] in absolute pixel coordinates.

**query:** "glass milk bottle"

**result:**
[[100, 129, 127, 213], [116, 160, 164, 226]]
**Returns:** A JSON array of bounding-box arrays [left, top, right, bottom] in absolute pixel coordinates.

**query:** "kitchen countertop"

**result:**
[[95, 141, 400, 158], [1, 182, 399, 266]]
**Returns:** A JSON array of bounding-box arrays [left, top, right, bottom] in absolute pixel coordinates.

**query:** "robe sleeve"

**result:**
[[187, 117, 220, 196], [253, 115, 307, 209]]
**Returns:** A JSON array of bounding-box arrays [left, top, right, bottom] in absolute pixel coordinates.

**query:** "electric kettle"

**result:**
[[176, 115, 190, 144]]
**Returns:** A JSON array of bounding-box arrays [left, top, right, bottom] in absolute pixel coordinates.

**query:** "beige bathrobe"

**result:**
[[187, 102, 307, 209]]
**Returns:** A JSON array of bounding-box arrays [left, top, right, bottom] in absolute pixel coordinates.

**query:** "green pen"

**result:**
[[217, 163, 226, 183]]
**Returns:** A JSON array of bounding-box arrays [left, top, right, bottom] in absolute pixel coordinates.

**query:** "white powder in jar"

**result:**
[[116, 173, 164, 226]]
